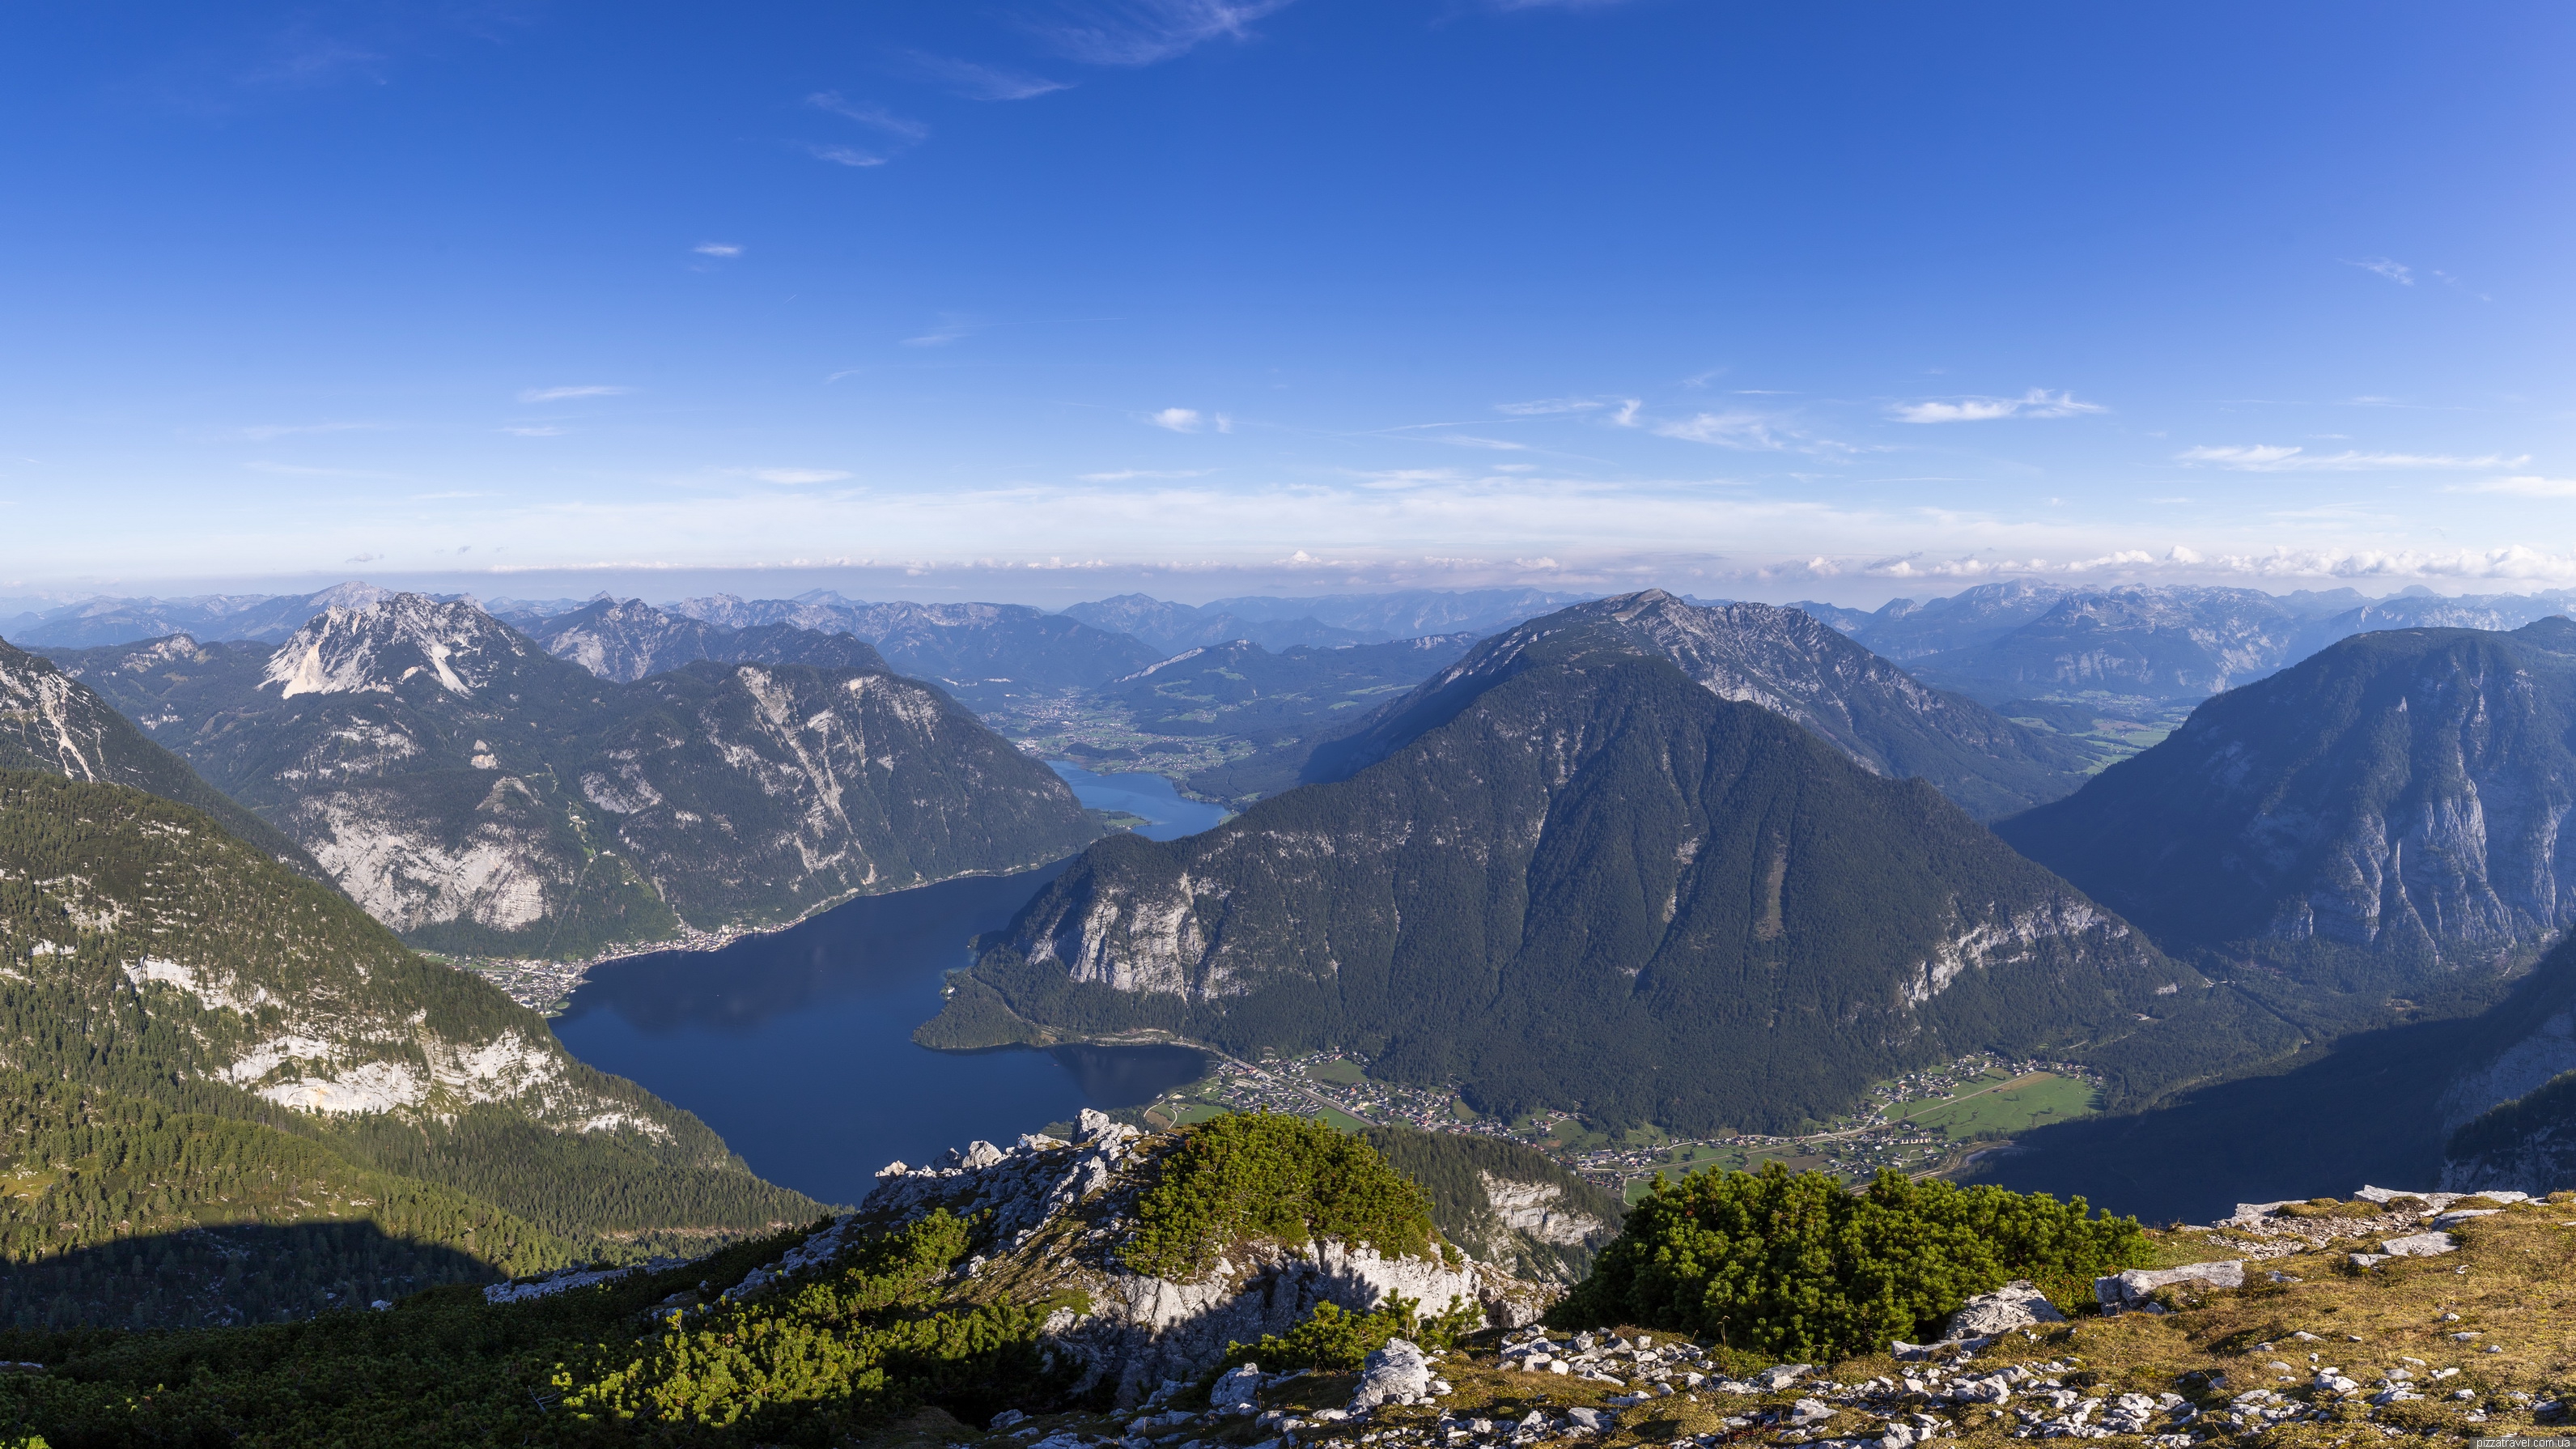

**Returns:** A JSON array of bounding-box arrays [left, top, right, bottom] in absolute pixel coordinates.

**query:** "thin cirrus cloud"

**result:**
[[804, 92, 929, 168], [753, 469, 852, 484], [1078, 469, 1215, 481], [693, 242, 743, 257], [2179, 444, 2531, 472], [1892, 389, 2106, 423], [1033, 0, 1297, 67], [213, 421, 381, 442], [903, 314, 978, 346], [516, 385, 629, 403], [1652, 410, 1793, 450], [2459, 476, 2576, 498], [1146, 406, 1232, 433], [2345, 257, 2415, 286], [900, 50, 1072, 100]]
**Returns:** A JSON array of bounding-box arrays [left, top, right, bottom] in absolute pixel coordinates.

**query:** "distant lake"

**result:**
[[1046, 762, 1232, 840], [550, 767, 1227, 1207]]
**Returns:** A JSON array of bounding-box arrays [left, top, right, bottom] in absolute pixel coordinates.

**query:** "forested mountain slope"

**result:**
[[932, 631, 2255, 1136], [1997, 619, 2576, 1023], [0, 770, 820, 1326], [41, 595, 1099, 959], [0, 636, 317, 875], [1305, 590, 2099, 820]]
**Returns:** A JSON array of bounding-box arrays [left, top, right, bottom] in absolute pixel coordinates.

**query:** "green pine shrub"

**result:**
[[1222, 1293, 1484, 1374], [559, 1210, 1065, 1445], [1554, 1163, 2149, 1362], [1122, 1114, 1439, 1281]]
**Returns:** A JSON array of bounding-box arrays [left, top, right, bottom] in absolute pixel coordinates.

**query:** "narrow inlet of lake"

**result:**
[[550, 768, 1228, 1206]]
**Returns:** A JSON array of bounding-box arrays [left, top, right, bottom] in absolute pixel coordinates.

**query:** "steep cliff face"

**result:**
[[943, 634, 2211, 1136], [1309, 590, 2097, 821], [0, 636, 318, 873], [42, 596, 1101, 958], [1997, 619, 2576, 1010]]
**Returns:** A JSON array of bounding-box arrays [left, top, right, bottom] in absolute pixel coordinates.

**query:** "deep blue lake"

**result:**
[[550, 768, 1229, 1207]]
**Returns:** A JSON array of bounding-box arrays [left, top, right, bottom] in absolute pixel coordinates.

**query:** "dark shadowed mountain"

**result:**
[[927, 623, 2252, 1137], [1330, 591, 2103, 820], [516, 597, 888, 682], [41, 595, 1100, 959], [1997, 619, 2576, 1030]]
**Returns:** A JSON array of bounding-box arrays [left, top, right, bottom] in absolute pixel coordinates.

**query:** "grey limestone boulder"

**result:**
[[2094, 1260, 2243, 1309], [1945, 1280, 2066, 1337], [1352, 1338, 1432, 1409]]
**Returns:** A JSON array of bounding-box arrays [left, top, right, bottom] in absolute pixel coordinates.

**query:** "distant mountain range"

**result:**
[[1063, 588, 1591, 656], [5, 581, 397, 648], [928, 596, 2251, 1137], [1796, 581, 2576, 705], [41, 595, 1099, 960]]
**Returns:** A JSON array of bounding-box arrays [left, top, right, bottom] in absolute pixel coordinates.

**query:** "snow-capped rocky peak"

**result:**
[[261, 593, 524, 699]]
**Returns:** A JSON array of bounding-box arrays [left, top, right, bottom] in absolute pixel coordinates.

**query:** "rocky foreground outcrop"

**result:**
[[492, 1111, 1552, 1406]]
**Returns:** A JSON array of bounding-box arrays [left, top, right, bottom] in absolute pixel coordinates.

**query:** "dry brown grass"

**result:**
[[938, 1200, 2576, 1449]]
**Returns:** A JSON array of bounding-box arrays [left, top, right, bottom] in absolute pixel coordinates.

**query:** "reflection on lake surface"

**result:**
[[550, 768, 1224, 1207]]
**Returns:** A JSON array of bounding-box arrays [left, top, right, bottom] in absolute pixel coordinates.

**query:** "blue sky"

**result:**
[[3, 0, 2571, 606]]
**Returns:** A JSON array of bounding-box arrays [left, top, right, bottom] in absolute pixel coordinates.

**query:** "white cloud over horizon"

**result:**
[[2179, 444, 2528, 471], [1893, 389, 2106, 423]]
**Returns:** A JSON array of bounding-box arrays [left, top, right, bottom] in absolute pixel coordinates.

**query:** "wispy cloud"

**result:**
[[1892, 389, 2105, 423], [502, 425, 567, 437], [694, 242, 743, 257], [238, 28, 384, 88], [804, 93, 929, 168], [2345, 257, 2415, 286], [2460, 476, 2576, 498], [1144, 407, 1231, 432], [901, 50, 1072, 100], [805, 92, 930, 139], [245, 461, 388, 478], [2179, 444, 2529, 471], [753, 469, 852, 485], [1494, 397, 1604, 415], [517, 385, 630, 403], [903, 313, 978, 346], [1653, 410, 1793, 450], [1034, 0, 1297, 67], [1079, 469, 1215, 481], [1432, 435, 1530, 451], [210, 421, 381, 443]]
